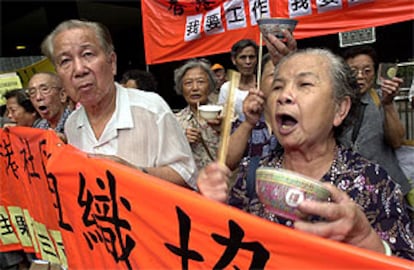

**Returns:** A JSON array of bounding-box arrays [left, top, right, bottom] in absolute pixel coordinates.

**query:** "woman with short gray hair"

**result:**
[[206, 48, 414, 259], [174, 59, 221, 170]]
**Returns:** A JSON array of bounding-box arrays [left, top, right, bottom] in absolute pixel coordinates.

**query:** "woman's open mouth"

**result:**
[[276, 113, 298, 135]]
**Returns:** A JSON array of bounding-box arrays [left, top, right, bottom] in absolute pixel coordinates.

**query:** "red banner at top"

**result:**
[[141, 0, 414, 64]]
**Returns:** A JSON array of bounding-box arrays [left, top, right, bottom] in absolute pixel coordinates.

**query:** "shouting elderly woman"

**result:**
[[199, 48, 414, 260]]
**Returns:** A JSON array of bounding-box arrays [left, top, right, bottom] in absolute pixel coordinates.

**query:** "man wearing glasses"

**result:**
[[340, 45, 411, 196], [27, 72, 72, 136]]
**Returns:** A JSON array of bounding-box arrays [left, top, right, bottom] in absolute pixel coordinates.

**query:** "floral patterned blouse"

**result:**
[[175, 106, 220, 171], [229, 145, 414, 260]]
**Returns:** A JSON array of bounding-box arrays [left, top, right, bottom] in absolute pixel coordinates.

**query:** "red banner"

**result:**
[[141, 0, 414, 64], [0, 127, 413, 269]]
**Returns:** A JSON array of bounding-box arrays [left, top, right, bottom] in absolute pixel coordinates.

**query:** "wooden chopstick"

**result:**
[[217, 70, 240, 166], [257, 31, 263, 91]]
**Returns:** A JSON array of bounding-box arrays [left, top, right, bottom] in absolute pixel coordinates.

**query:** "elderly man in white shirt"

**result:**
[[65, 82, 197, 187], [40, 19, 229, 200]]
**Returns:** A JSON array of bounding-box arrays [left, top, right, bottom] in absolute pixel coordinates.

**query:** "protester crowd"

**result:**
[[1, 18, 413, 268]]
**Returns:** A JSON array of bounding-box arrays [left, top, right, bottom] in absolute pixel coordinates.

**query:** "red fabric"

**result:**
[[0, 127, 413, 269], [141, 0, 414, 64]]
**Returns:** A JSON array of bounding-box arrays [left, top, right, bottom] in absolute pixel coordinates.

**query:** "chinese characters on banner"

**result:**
[[0, 127, 413, 269], [141, 0, 414, 64]]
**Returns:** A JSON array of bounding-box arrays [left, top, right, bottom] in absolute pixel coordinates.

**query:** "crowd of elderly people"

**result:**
[[1, 18, 413, 269]]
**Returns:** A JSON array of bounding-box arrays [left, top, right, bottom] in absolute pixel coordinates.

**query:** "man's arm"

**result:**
[[226, 88, 264, 170], [226, 121, 256, 170], [144, 166, 188, 187], [383, 103, 405, 149], [88, 154, 191, 188]]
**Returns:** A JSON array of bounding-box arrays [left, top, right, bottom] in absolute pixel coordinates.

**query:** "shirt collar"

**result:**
[[114, 83, 134, 129], [75, 83, 134, 129]]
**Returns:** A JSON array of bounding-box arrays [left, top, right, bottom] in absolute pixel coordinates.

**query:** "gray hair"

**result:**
[[174, 59, 216, 95], [41, 19, 114, 65], [274, 48, 360, 137], [29, 72, 63, 88]]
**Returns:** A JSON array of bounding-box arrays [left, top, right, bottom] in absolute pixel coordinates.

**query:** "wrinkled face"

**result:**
[[232, 46, 257, 76], [28, 73, 67, 124], [52, 27, 117, 108], [267, 53, 345, 150], [182, 67, 210, 109], [346, 54, 375, 94], [6, 97, 37, 127]]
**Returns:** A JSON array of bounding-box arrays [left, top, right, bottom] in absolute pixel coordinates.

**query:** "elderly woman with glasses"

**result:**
[[339, 45, 411, 196]]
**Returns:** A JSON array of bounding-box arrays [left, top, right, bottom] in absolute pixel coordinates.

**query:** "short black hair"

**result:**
[[120, 69, 158, 92], [4, 88, 37, 113], [0, 104, 6, 116], [231, 39, 258, 58], [342, 45, 378, 68]]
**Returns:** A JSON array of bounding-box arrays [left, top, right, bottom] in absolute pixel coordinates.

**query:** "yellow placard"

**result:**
[[0, 206, 20, 245], [0, 57, 55, 105], [8, 206, 33, 248], [14, 57, 55, 88], [0, 73, 23, 105]]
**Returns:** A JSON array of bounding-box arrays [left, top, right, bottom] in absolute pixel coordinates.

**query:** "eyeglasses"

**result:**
[[26, 84, 60, 98], [350, 67, 374, 77]]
